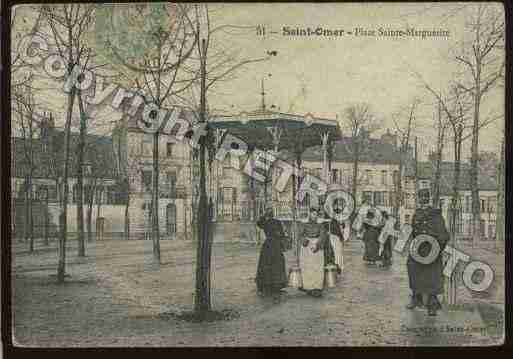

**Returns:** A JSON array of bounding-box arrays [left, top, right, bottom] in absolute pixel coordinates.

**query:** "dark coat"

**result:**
[[323, 218, 343, 265], [380, 219, 398, 265], [255, 215, 288, 293], [407, 207, 450, 294], [362, 223, 381, 261]]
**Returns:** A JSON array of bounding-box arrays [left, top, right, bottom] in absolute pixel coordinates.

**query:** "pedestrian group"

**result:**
[[255, 185, 448, 316]]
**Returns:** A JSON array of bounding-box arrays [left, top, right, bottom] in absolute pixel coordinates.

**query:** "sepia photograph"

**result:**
[[6, 2, 506, 347]]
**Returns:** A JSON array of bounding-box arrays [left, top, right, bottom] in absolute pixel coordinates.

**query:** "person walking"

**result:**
[[406, 188, 450, 316], [322, 210, 345, 274], [361, 210, 382, 265], [322, 184, 349, 274], [299, 207, 328, 297], [255, 206, 288, 300], [379, 211, 395, 268]]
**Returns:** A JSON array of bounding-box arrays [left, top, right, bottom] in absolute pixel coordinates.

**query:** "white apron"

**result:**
[[329, 234, 344, 270], [300, 237, 324, 290]]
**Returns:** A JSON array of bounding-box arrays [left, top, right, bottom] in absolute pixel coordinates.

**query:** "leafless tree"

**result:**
[[165, 4, 277, 317], [98, 3, 198, 262], [453, 3, 504, 241], [339, 103, 380, 213], [39, 3, 95, 281], [391, 99, 418, 219], [430, 98, 452, 208], [12, 80, 39, 252]]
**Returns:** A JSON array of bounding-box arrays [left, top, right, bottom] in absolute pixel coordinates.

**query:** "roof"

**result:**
[[11, 130, 119, 180], [208, 110, 340, 152], [211, 109, 337, 127], [125, 107, 198, 132], [302, 136, 401, 164], [413, 161, 497, 194]]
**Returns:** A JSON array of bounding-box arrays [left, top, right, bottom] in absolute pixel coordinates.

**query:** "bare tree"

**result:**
[[12, 80, 39, 252], [340, 103, 379, 213], [391, 99, 418, 219], [454, 3, 504, 241], [170, 4, 277, 317], [40, 4, 95, 281], [430, 98, 451, 208], [96, 3, 198, 262]]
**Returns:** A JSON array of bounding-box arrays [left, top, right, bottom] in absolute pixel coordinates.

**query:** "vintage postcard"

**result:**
[[8, 2, 505, 347]]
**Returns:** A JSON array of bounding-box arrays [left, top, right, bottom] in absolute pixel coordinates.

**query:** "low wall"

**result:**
[[48, 204, 126, 233]]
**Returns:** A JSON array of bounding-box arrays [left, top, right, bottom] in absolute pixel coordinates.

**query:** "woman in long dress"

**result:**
[[379, 211, 395, 267], [362, 210, 381, 265], [322, 213, 345, 274], [255, 208, 288, 297], [299, 207, 328, 297]]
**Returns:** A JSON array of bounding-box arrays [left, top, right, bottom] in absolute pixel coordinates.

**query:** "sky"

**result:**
[[11, 2, 505, 162]]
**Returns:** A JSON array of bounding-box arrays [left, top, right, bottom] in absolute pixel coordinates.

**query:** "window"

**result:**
[[464, 196, 471, 213], [72, 184, 80, 203], [393, 170, 399, 186], [141, 170, 152, 192], [341, 169, 349, 186], [166, 171, 177, 196], [331, 169, 339, 184], [365, 170, 372, 185], [84, 185, 94, 203], [390, 191, 397, 208], [481, 199, 486, 212], [487, 197, 496, 213], [405, 214, 410, 224], [221, 187, 235, 203], [374, 191, 385, 206], [166, 143, 174, 157], [84, 164, 92, 176], [142, 135, 152, 156], [222, 165, 233, 179], [381, 170, 387, 186], [193, 164, 200, 178], [405, 193, 413, 209], [106, 186, 116, 204], [457, 218, 463, 234], [362, 191, 372, 205], [95, 187, 104, 204], [35, 185, 57, 201]]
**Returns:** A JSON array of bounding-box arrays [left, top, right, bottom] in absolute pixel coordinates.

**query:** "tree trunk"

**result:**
[[194, 39, 211, 316], [44, 195, 49, 246], [152, 131, 161, 261], [124, 199, 130, 240], [87, 202, 93, 242], [432, 147, 443, 208], [350, 142, 360, 225], [58, 87, 77, 283], [76, 94, 86, 257], [351, 153, 359, 205], [395, 158, 403, 219], [25, 176, 34, 252], [96, 188, 103, 222], [468, 55, 483, 243], [86, 178, 96, 242]]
